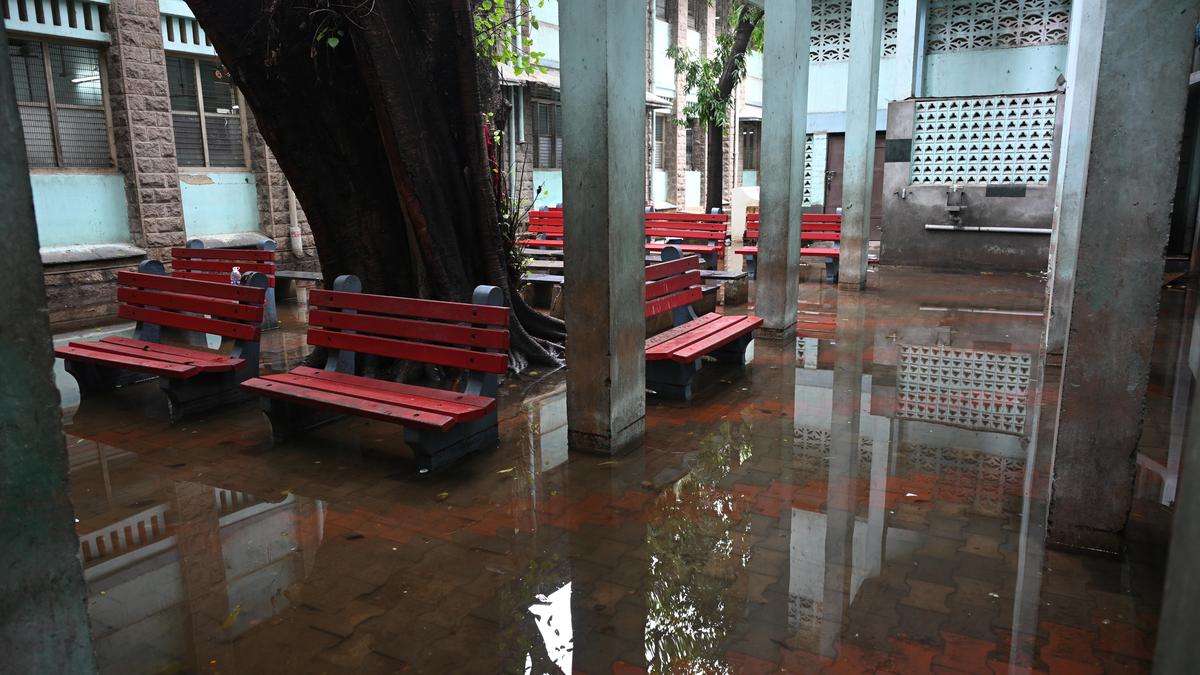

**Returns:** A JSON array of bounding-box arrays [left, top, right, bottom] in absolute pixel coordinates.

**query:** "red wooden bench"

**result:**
[[519, 210, 728, 268], [644, 246, 763, 400], [172, 239, 279, 328], [734, 213, 843, 281], [240, 276, 509, 471], [56, 260, 269, 420]]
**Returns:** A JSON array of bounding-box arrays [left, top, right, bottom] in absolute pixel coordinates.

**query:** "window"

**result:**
[[533, 101, 562, 169], [687, 0, 700, 30], [8, 38, 112, 168], [166, 55, 246, 168], [653, 115, 666, 170], [741, 122, 760, 171], [655, 0, 676, 21], [685, 120, 702, 171]]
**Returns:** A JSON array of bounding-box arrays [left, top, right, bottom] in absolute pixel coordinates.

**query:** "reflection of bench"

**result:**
[[241, 276, 509, 471], [56, 261, 269, 420], [173, 239, 278, 327], [735, 213, 843, 281], [644, 246, 762, 400]]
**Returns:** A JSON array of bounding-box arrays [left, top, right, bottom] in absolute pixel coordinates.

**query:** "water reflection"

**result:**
[[53, 269, 1176, 673]]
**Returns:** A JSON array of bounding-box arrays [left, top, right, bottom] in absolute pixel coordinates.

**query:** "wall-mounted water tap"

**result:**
[[945, 185, 967, 228]]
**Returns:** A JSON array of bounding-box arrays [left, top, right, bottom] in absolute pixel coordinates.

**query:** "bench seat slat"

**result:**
[[118, 305, 260, 342], [308, 329, 509, 374], [669, 316, 764, 363], [69, 340, 242, 372], [643, 243, 719, 253], [645, 312, 724, 349], [101, 336, 238, 363], [735, 246, 842, 258], [117, 287, 264, 323], [262, 372, 491, 420], [644, 287, 704, 318], [170, 247, 276, 262], [644, 228, 725, 239], [308, 309, 510, 350], [118, 270, 266, 303], [290, 366, 497, 410], [54, 344, 201, 378], [645, 314, 746, 360], [309, 290, 509, 327], [241, 378, 456, 431]]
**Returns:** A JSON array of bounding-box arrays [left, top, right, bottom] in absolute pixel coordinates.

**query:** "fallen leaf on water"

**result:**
[[221, 605, 241, 630], [497, 467, 515, 475], [435, 492, 450, 502]]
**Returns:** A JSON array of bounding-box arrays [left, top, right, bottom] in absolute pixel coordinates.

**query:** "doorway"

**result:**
[[824, 132, 886, 240]]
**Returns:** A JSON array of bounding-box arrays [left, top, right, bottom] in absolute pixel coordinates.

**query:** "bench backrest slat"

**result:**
[[170, 247, 276, 262], [307, 288, 510, 375], [644, 252, 704, 319], [117, 287, 264, 323], [173, 259, 276, 275], [118, 305, 260, 342], [119, 270, 265, 303], [309, 290, 510, 326], [308, 330, 509, 374], [644, 212, 729, 224], [309, 309, 510, 350]]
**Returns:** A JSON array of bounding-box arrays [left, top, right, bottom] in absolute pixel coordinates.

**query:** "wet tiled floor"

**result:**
[[60, 268, 1178, 674]]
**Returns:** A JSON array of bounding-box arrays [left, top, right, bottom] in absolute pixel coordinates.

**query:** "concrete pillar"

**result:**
[[839, 0, 885, 290], [0, 26, 96, 673], [756, 0, 812, 335], [668, 0, 689, 207], [1043, 0, 1196, 553], [892, 0, 925, 101], [561, 1, 646, 455], [107, 0, 186, 260]]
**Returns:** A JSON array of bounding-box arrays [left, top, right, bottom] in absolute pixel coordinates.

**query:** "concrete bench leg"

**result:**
[[161, 371, 256, 422], [263, 398, 344, 442], [646, 359, 702, 401], [404, 411, 499, 472], [825, 258, 839, 283], [710, 333, 755, 366], [746, 255, 757, 279], [263, 287, 279, 330], [65, 361, 155, 398]]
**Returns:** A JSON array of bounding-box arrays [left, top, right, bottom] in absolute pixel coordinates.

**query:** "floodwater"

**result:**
[[60, 268, 1183, 674]]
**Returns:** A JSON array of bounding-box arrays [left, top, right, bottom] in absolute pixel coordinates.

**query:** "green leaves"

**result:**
[[474, 0, 549, 75]]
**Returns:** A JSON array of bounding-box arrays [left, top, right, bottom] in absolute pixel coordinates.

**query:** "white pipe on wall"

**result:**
[[287, 185, 303, 257], [925, 224, 1052, 234]]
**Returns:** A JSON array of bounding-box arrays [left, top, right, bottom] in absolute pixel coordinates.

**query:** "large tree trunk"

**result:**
[[184, 0, 563, 371], [704, 6, 762, 213]]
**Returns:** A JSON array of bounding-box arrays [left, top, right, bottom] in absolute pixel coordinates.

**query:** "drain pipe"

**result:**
[[925, 224, 1052, 234], [287, 184, 304, 257]]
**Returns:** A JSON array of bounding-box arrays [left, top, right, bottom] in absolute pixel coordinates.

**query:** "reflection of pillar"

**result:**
[[0, 27, 96, 673], [173, 482, 233, 672], [821, 293, 866, 657], [561, 1, 646, 455], [292, 496, 324, 577]]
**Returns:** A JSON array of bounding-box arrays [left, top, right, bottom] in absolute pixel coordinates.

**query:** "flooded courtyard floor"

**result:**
[[58, 267, 1181, 674]]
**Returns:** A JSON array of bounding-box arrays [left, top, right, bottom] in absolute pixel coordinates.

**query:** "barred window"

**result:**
[[655, 0, 675, 21], [533, 100, 562, 169], [653, 115, 666, 170], [8, 38, 112, 168], [685, 120, 703, 171], [167, 55, 246, 168], [741, 122, 760, 172]]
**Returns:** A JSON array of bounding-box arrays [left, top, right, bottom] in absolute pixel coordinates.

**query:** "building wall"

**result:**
[[6, 0, 319, 329]]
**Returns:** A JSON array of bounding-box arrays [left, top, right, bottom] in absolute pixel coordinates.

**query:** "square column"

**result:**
[[756, 0, 812, 335], [839, 0, 885, 290], [1043, 0, 1195, 553], [561, 1, 647, 455], [892, 0, 925, 101]]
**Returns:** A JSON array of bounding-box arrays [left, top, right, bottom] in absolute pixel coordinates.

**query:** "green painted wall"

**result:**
[[30, 173, 130, 247], [179, 171, 260, 237], [808, 57, 898, 114], [532, 169, 563, 209], [923, 45, 1068, 98]]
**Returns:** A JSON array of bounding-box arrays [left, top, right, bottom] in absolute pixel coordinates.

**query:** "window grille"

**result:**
[[910, 95, 1058, 185], [533, 100, 562, 169], [740, 122, 759, 172], [655, 0, 675, 22], [167, 55, 246, 168], [686, 0, 699, 30], [925, 0, 1071, 53], [810, 0, 899, 63], [160, 12, 215, 56], [8, 37, 112, 168], [685, 121, 702, 172]]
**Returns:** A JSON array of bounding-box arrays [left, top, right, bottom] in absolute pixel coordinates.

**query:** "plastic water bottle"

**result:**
[[230, 266, 242, 285]]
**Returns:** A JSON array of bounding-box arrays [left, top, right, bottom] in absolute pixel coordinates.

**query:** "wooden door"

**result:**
[[823, 132, 886, 239]]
